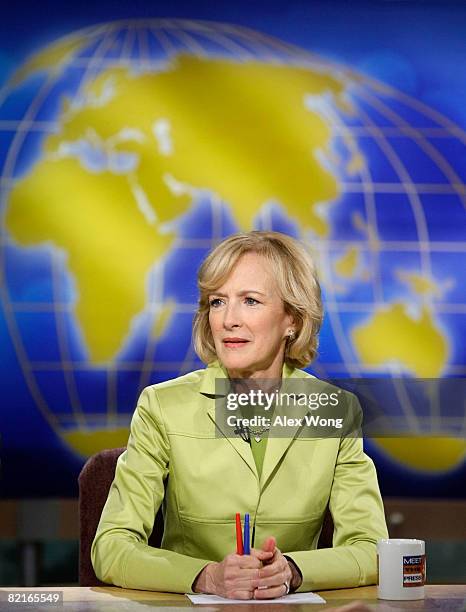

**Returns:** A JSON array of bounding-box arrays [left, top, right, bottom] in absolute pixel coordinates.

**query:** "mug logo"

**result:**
[[403, 554, 426, 587]]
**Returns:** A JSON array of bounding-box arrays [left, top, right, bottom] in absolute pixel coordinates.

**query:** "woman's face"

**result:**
[[208, 252, 294, 379]]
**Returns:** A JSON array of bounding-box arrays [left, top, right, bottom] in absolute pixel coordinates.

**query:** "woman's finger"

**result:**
[[257, 564, 291, 589], [254, 583, 289, 600], [224, 568, 260, 586], [258, 556, 289, 578], [236, 555, 263, 569], [227, 589, 255, 600], [261, 536, 276, 553], [250, 548, 274, 562]]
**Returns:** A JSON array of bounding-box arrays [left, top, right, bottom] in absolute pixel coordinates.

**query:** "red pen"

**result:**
[[235, 512, 243, 555]]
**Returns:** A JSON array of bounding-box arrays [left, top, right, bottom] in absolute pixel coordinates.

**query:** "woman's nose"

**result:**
[[223, 302, 242, 329]]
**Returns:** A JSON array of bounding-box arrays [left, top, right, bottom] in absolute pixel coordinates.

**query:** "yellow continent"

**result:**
[[6, 54, 346, 364], [334, 246, 360, 279], [352, 302, 448, 377], [374, 437, 465, 473], [353, 303, 458, 472], [6, 157, 173, 363]]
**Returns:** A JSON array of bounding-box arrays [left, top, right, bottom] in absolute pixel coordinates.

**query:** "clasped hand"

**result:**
[[194, 536, 295, 599]]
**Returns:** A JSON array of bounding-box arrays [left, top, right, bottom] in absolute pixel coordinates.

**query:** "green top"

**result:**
[[250, 435, 268, 477], [240, 403, 272, 478]]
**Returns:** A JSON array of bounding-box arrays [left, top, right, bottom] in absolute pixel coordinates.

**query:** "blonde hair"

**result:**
[[193, 231, 323, 368]]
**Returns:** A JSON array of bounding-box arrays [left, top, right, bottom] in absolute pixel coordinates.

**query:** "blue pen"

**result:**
[[243, 513, 250, 555]]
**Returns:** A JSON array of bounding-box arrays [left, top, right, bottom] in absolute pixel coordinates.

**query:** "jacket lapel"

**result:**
[[201, 361, 258, 479], [206, 401, 258, 478], [259, 398, 310, 489], [260, 366, 315, 489]]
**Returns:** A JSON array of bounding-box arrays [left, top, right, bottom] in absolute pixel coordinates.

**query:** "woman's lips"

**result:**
[[223, 338, 250, 348]]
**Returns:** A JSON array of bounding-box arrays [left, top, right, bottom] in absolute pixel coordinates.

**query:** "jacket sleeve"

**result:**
[[285, 427, 389, 591], [91, 387, 211, 593]]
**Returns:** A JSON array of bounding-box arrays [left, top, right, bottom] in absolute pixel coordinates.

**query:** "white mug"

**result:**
[[377, 538, 426, 600]]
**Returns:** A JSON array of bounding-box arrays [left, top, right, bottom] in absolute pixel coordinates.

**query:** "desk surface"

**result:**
[[0, 585, 465, 611]]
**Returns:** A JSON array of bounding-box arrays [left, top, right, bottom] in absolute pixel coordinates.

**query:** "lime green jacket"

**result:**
[[91, 361, 388, 593]]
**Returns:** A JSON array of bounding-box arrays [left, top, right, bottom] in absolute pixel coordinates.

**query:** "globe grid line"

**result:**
[[352, 99, 464, 379], [0, 120, 58, 131], [150, 25, 178, 58], [0, 35, 105, 437], [313, 94, 384, 377], [47, 26, 125, 430], [3, 16, 466, 134], [315, 237, 363, 379], [371, 70, 466, 137], [253, 18, 466, 148], [341, 183, 466, 196], [393, 376, 423, 434], [135, 23, 203, 393], [341, 126, 466, 139], [211, 22, 283, 64], [132, 26, 217, 391], [357, 87, 466, 211], [197, 25, 258, 61], [329, 100, 385, 305], [137, 26, 149, 63], [175, 194, 227, 377], [24, 360, 466, 376], [121, 24, 137, 59], [133, 19, 186, 398], [7, 299, 466, 314], [169, 25, 211, 58], [173, 191, 225, 378], [2, 177, 466, 197], [136, 260, 165, 395], [50, 241, 86, 428], [314, 89, 445, 432], [131, 23, 168, 403], [67, 25, 132, 428], [0, 25, 124, 435], [160, 22, 254, 59], [350, 93, 433, 283], [262, 14, 466, 203], [2, 118, 465, 192], [0, 22, 110, 109], [103, 25, 138, 422], [2, 120, 464, 141], [2, 232, 466, 253], [341, 102, 457, 411], [132, 0, 170, 395], [188, 27, 256, 61]]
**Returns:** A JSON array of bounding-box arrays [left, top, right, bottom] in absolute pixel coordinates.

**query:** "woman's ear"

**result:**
[[286, 310, 296, 332]]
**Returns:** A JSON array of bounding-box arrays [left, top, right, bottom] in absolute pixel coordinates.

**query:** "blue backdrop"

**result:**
[[0, 1, 465, 498]]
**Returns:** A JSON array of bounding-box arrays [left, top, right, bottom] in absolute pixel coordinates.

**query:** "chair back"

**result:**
[[78, 447, 163, 586]]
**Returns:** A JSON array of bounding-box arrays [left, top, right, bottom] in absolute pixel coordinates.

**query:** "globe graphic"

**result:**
[[1, 19, 465, 485]]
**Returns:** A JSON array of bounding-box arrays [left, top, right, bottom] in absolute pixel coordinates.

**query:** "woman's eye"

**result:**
[[245, 297, 259, 305], [209, 298, 223, 308]]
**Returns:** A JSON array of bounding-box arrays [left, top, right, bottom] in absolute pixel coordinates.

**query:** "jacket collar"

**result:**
[[201, 360, 313, 488], [199, 359, 302, 394], [199, 360, 229, 396]]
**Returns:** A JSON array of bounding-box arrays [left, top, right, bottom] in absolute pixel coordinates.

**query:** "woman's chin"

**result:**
[[219, 356, 252, 376]]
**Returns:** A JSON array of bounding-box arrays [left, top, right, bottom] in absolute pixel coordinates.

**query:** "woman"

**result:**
[[91, 231, 388, 598]]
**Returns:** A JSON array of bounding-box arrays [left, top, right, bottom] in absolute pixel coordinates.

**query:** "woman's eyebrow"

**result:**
[[209, 290, 267, 297]]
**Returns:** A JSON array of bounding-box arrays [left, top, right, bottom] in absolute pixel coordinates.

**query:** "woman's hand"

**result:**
[[193, 536, 300, 600], [251, 536, 295, 599], [193, 549, 272, 599]]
